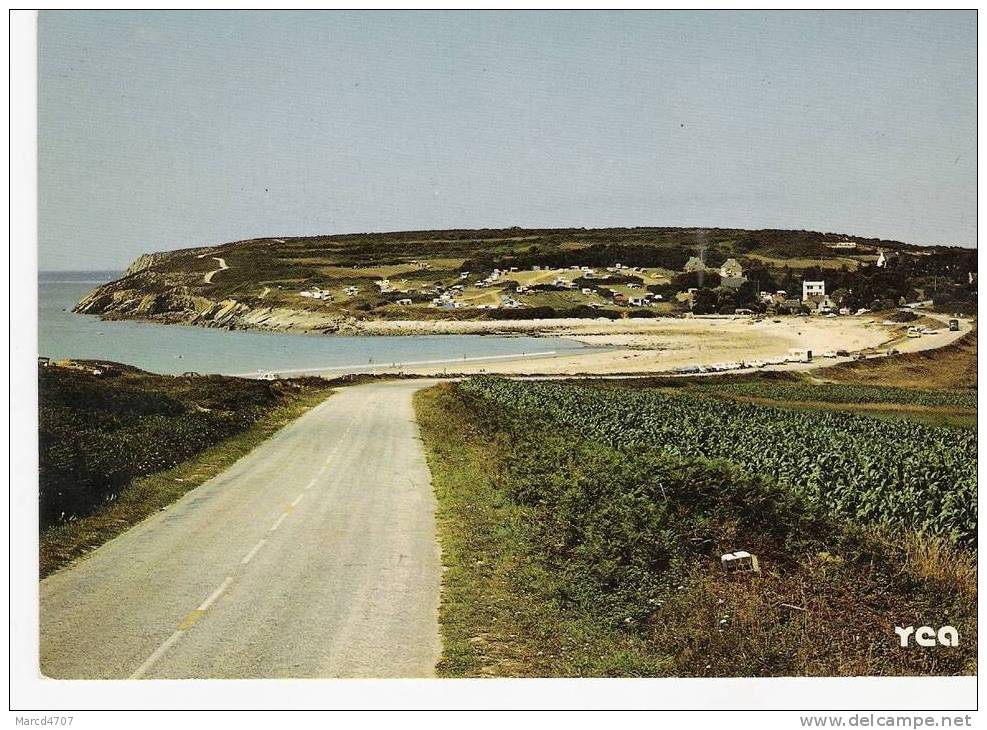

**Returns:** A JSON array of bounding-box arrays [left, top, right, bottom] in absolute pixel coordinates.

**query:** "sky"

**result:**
[[39, 10, 977, 270]]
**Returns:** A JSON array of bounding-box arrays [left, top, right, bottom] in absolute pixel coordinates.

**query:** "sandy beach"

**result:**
[[267, 314, 970, 378]]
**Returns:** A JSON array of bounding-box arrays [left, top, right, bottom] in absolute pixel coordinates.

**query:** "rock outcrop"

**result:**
[[74, 252, 351, 334]]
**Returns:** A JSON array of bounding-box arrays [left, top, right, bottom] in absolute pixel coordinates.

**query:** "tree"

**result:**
[[692, 288, 718, 315]]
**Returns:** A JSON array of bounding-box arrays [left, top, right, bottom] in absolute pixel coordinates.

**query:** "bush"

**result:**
[[38, 365, 326, 528]]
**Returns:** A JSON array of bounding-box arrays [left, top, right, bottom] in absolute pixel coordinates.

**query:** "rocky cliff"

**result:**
[[74, 256, 352, 334]]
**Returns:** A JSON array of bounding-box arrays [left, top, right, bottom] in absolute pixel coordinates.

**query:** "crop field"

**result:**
[[416, 382, 976, 676], [695, 381, 977, 409], [460, 378, 977, 545]]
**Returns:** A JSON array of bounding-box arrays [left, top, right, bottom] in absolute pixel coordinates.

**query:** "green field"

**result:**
[[415, 380, 976, 677], [460, 378, 976, 545]]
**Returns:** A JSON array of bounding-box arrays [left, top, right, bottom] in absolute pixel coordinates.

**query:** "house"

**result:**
[[683, 256, 706, 273], [629, 297, 648, 306], [876, 249, 900, 268], [396, 298, 413, 306], [802, 281, 826, 300], [38, 356, 50, 367], [827, 241, 858, 250], [719, 258, 744, 279], [805, 294, 837, 313], [779, 299, 805, 314], [612, 293, 628, 304]]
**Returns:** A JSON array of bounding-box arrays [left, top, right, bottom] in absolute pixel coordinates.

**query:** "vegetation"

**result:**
[[459, 379, 976, 546], [416, 383, 975, 677], [697, 381, 976, 410], [39, 362, 332, 575], [76, 226, 976, 323], [823, 329, 978, 391]]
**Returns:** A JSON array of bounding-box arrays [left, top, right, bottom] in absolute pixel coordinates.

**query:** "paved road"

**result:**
[[40, 380, 442, 679], [892, 310, 973, 354]]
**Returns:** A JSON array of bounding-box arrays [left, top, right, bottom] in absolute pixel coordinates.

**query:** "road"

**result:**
[[891, 310, 973, 354], [40, 380, 442, 679]]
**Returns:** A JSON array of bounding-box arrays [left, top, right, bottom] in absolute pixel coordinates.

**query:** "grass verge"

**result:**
[[40, 387, 332, 577], [416, 384, 660, 677], [821, 329, 977, 390]]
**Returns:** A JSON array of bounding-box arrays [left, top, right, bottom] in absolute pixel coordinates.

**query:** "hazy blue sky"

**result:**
[[39, 10, 976, 270]]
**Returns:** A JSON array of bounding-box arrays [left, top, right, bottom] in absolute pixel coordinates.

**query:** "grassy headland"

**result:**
[[39, 362, 333, 576], [73, 227, 976, 332]]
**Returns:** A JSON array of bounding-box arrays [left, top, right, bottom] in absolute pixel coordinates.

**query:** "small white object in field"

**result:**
[[721, 551, 760, 574]]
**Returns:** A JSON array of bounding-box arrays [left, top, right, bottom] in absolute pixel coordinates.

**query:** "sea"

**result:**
[[39, 271, 593, 377]]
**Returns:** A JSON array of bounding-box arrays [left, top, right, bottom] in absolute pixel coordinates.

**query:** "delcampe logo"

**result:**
[[894, 625, 959, 648]]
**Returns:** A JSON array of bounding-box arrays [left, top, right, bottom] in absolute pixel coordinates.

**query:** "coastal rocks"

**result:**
[[193, 299, 251, 327], [75, 280, 210, 322], [75, 279, 351, 335], [123, 247, 214, 276], [123, 253, 167, 276]]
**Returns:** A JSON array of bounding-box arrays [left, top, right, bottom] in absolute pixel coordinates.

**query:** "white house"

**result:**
[[802, 281, 826, 300]]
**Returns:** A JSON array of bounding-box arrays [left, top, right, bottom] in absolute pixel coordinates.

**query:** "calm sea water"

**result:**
[[39, 271, 593, 376]]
